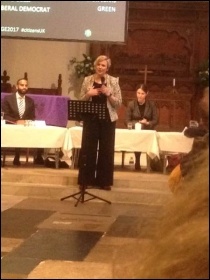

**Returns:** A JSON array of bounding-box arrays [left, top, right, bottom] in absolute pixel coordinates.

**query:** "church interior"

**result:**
[[1, 1, 209, 279], [90, 1, 209, 132]]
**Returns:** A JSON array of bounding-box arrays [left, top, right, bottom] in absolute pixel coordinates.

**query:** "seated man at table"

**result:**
[[2, 77, 44, 166]]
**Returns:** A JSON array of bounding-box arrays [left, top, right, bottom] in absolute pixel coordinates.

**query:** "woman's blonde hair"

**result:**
[[94, 55, 111, 70]]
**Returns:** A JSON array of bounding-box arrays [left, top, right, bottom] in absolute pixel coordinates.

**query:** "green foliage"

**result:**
[[69, 54, 94, 78]]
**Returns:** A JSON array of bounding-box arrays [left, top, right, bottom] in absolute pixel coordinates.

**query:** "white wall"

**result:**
[[1, 38, 89, 98]]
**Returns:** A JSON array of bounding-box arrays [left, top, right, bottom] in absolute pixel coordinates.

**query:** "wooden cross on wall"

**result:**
[[139, 65, 153, 84]]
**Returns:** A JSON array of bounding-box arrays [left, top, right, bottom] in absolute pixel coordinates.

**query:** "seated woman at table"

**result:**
[[2, 77, 44, 166], [126, 84, 158, 170]]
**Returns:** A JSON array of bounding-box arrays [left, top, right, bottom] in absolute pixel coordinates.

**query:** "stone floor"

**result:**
[[1, 153, 172, 279]]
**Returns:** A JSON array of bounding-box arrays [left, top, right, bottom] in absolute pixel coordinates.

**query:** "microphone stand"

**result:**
[[60, 100, 111, 207], [61, 154, 111, 207]]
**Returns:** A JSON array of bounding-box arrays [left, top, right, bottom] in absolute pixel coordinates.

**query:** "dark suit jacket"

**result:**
[[126, 99, 158, 129], [2, 93, 35, 123]]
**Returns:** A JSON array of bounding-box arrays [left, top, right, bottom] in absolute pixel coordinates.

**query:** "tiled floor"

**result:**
[[1, 154, 172, 279]]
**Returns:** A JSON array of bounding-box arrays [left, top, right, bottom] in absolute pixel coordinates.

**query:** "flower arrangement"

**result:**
[[69, 54, 94, 78], [197, 59, 209, 87]]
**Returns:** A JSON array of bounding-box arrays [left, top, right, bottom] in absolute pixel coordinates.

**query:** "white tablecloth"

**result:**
[[156, 131, 194, 174], [1, 125, 194, 172], [156, 131, 194, 153], [115, 129, 159, 159], [1, 124, 67, 148], [63, 127, 160, 159]]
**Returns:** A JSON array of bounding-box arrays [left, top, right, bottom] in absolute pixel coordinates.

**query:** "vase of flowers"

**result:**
[[68, 54, 95, 97], [69, 54, 94, 78]]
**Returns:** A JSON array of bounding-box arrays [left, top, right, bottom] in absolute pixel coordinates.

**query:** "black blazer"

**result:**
[[126, 99, 158, 129], [2, 93, 35, 123]]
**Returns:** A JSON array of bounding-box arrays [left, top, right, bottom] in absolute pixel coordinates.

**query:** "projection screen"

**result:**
[[1, 1, 128, 43]]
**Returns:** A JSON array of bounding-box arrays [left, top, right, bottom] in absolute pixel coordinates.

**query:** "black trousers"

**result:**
[[78, 117, 116, 187], [134, 152, 141, 165]]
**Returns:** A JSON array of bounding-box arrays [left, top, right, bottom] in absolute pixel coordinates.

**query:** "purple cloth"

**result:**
[[1, 92, 69, 127]]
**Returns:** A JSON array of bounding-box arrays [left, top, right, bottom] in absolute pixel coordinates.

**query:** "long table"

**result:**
[[156, 131, 194, 173], [1, 124, 194, 172], [1, 124, 68, 168], [1, 92, 69, 127], [63, 127, 194, 173], [63, 127, 160, 172]]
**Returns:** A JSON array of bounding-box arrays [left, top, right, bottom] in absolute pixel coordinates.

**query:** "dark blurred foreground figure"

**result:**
[[168, 86, 209, 193], [112, 149, 209, 279]]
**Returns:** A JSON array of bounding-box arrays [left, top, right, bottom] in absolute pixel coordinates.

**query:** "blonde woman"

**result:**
[[78, 55, 122, 190]]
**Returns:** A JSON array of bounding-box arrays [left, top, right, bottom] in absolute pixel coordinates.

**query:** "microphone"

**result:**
[[99, 76, 105, 97], [101, 76, 105, 85]]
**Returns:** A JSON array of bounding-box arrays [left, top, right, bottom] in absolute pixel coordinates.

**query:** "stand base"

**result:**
[[60, 185, 111, 207]]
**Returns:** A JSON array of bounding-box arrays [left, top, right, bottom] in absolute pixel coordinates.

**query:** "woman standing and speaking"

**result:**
[[78, 55, 122, 191]]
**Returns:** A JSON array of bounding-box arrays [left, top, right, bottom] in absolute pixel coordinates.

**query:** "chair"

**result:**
[[24, 72, 62, 95], [1, 148, 35, 167], [1, 70, 13, 93], [1, 70, 62, 96]]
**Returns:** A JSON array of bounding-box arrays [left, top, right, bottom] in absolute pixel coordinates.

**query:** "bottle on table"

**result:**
[[129, 156, 134, 165]]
